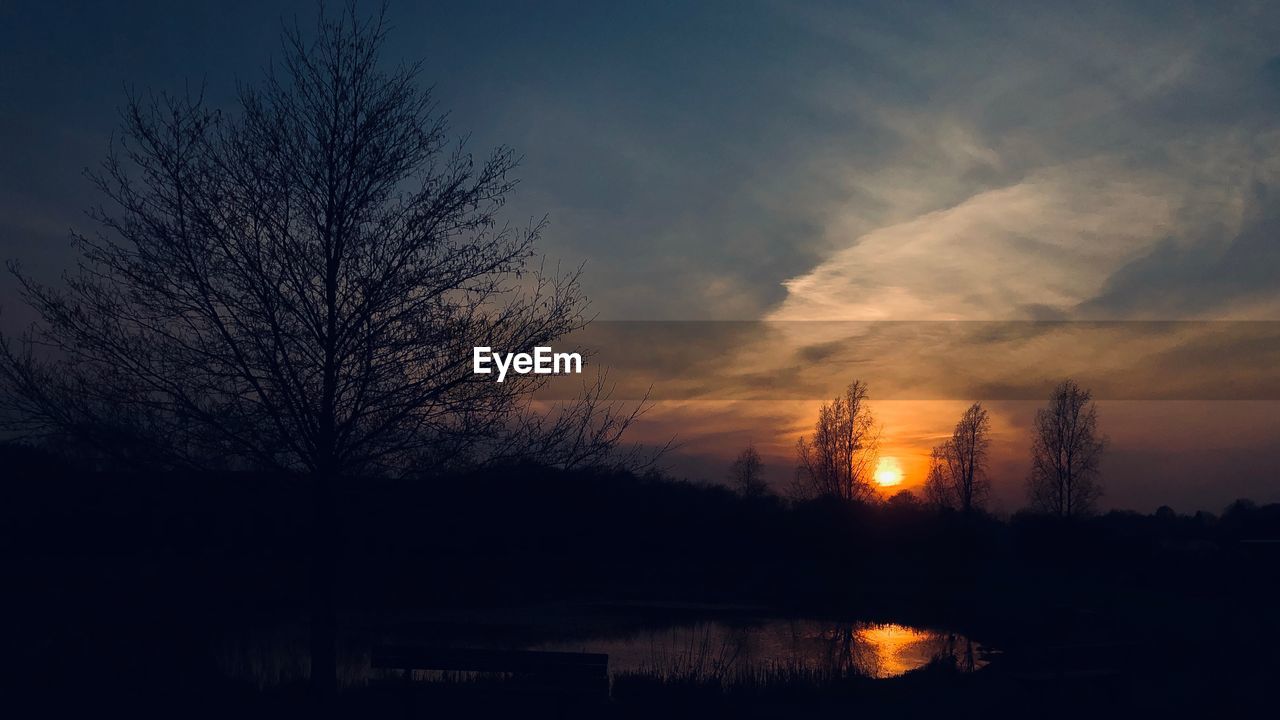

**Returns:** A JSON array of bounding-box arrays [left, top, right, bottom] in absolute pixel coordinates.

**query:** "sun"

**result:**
[[874, 457, 904, 487]]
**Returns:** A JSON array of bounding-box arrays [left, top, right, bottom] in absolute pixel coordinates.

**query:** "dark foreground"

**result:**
[[2, 445, 1278, 717]]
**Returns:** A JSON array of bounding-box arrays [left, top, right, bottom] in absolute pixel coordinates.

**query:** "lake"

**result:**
[[527, 618, 990, 681], [215, 608, 991, 687]]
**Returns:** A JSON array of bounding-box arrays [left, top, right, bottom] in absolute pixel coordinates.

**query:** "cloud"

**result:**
[[769, 159, 1183, 321], [764, 1, 1280, 324]]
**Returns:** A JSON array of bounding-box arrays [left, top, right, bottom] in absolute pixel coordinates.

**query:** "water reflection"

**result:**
[[531, 619, 988, 681], [213, 616, 988, 687], [851, 623, 979, 677]]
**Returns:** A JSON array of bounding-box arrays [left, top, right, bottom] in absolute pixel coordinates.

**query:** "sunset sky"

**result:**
[[3, 1, 1279, 511]]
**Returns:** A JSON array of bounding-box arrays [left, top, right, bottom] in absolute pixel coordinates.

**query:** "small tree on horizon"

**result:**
[[792, 380, 880, 503], [924, 402, 992, 513], [728, 442, 768, 498], [1027, 379, 1107, 517]]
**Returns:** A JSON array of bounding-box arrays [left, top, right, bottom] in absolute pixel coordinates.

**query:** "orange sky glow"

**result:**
[[619, 398, 1280, 513]]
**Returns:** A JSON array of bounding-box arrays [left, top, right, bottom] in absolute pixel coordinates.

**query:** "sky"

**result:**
[[2, 1, 1279, 512]]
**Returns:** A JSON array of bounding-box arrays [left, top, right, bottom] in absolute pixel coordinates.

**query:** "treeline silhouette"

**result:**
[[789, 379, 1107, 518], [6, 440, 1277, 604], [9, 440, 1275, 612]]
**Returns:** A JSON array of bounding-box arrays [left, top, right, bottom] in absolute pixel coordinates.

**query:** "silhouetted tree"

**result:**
[[793, 380, 879, 502], [1027, 379, 1106, 517], [0, 5, 643, 692], [924, 458, 949, 509], [924, 402, 991, 513], [728, 442, 768, 498], [885, 488, 923, 512]]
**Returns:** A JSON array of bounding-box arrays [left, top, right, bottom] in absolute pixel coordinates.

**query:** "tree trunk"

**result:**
[[309, 468, 339, 695]]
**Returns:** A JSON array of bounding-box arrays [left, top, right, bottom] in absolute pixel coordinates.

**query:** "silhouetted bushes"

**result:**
[[5, 442, 1277, 619]]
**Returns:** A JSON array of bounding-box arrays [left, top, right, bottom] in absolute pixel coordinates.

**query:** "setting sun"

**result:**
[[874, 457, 904, 487]]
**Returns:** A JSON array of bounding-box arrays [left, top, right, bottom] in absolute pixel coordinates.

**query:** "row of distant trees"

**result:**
[[728, 379, 1107, 517]]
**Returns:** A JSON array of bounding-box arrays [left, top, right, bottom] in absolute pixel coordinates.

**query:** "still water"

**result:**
[[529, 619, 988, 681], [215, 614, 989, 687]]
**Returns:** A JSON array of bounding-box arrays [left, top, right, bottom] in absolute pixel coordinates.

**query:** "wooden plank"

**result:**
[[370, 646, 608, 677]]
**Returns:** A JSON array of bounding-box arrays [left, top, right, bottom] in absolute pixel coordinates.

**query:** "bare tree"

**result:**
[[0, 6, 642, 692], [793, 380, 880, 502], [923, 452, 951, 509], [487, 372, 668, 473], [924, 402, 991, 513], [728, 442, 768, 498], [1027, 379, 1106, 517]]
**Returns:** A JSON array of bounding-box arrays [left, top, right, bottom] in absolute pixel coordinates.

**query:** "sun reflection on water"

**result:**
[[855, 623, 945, 678], [527, 618, 988, 683]]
